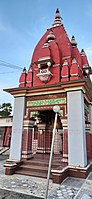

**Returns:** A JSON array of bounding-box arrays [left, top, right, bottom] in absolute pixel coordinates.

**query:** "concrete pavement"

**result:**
[[0, 154, 92, 198]]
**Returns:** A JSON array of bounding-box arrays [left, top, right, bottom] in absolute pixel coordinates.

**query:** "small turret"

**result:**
[[19, 67, 27, 87], [61, 60, 69, 82], [26, 68, 33, 87], [70, 58, 83, 80], [80, 49, 89, 68], [81, 49, 86, 56], [80, 49, 90, 77], [71, 36, 77, 47]]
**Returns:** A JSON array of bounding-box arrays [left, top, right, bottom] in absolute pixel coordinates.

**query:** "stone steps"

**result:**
[[15, 169, 48, 178], [15, 154, 67, 178], [23, 159, 62, 168], [17, 164, 48, 172]]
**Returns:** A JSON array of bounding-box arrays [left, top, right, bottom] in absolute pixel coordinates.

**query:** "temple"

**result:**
[[4, 9, 92, 183]]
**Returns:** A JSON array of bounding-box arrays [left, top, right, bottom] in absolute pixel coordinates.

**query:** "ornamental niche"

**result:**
[[36, 57, 53, 83]]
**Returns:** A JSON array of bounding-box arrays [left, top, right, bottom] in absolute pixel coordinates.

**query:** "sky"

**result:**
[[0, 0, 92, 108]]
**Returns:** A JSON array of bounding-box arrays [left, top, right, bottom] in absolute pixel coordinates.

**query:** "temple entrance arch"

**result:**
[[22, 95, 67, 160], [31, 109, 63, 155]]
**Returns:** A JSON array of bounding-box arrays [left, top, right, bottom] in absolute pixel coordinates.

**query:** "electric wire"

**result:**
[[0, 71, 20, 74], [0, 59, 23, 70]]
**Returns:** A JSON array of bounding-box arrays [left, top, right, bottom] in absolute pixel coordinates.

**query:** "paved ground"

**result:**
[[0, 154, 92, 198]]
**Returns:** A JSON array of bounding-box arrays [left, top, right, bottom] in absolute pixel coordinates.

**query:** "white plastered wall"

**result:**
[[67, 90, 87, 167], [9, 97, 25, 161]]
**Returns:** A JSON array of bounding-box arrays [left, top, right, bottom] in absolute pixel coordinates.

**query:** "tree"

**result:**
[[0, 103, 12, 117]]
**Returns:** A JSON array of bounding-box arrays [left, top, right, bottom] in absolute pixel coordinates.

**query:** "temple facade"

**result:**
[[4, 9, 92, 183]]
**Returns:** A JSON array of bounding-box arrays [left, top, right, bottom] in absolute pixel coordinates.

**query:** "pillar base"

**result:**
[[4, 159, 22, 175], [51, 162, 92, 184]]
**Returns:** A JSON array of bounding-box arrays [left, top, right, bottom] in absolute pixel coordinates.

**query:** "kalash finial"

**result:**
[[52, 8, 63, 27], [56, 8, 60, 13]]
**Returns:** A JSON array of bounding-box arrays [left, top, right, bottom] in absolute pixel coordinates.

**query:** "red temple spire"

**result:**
[[52, 8, 63, 27]]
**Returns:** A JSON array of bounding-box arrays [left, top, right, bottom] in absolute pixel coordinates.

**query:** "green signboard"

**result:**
[[27, 98, 66, 107]]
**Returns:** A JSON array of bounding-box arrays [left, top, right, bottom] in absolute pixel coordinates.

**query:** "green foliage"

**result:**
[[0, 103, 12, 117]]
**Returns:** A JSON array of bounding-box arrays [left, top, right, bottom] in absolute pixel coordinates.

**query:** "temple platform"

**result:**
[[9, 154, 92, 184], [14, 153, 67, 179]]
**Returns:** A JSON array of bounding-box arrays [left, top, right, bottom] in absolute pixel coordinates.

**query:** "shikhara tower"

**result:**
[[4, 9, 92, 183]]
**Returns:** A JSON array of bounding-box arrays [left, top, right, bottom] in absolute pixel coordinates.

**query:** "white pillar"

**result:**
[[67, 90, 87, 167], [9, 97, 25, 161], [89, 105, 92, 133]]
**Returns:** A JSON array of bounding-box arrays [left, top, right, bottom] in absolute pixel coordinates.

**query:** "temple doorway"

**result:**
[[31, 110, 63, 155]]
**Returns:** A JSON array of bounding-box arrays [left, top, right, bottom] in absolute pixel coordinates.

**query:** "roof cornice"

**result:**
[[4, 79, 92, 103]]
